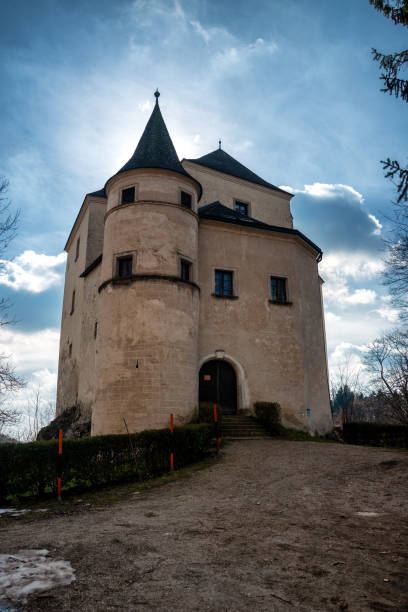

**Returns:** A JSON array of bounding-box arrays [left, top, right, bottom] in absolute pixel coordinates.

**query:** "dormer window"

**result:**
[[234, 200, 248, 216], [180, 191, 192, 209], [121, 187, 135, 204]]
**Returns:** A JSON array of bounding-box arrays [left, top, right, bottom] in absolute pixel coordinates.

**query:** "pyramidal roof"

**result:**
[[186, 148, 289, 195], [112, 91, 196, 185]]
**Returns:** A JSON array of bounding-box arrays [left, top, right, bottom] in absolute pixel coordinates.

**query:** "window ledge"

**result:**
[[269, 300, 293, 306], [211, 293, 239, 300]]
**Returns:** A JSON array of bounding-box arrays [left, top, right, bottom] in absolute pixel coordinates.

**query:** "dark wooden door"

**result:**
[[199, 360, 237, 415]]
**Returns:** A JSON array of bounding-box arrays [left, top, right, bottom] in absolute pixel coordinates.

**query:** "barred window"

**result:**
[[270, 277, 287, 303]]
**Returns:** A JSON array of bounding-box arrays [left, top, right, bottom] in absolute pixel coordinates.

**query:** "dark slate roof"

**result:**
[[186, 148, 289, 195], [198, 202, 322, 258], [87, 188, 106, 198], [109, 95, 201, 198]]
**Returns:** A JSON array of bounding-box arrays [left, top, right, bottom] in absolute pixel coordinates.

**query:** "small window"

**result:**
[[215, 270, 233, 297], [180, 260, 191, 282], [94, 321, 98, 339], [75, 237, 80, 262], [235, 201, 248, 216], [70, 290, 75, 315], [270, 277, 287, 303], [117, 256, 133, 278], [69, 343, 72, 357], [121, 187, 135, 204], [180, 191, 192, 209]]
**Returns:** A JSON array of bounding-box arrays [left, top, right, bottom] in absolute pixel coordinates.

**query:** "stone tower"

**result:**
[[92, 91, 202, 435]]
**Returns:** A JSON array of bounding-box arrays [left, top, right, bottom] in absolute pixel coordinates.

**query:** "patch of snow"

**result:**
[[0, 509, 31, 517], [356, 511, 379, 517], [0, 549, 75, 606]]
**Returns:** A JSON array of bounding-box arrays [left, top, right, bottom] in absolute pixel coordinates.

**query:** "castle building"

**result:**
[[56, 92, 333, 435]]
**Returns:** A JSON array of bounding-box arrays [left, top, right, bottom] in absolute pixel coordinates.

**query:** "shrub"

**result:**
[[0, 423, 213, 501], [343, 422, 408, 448], [254, 402, 282, 435]]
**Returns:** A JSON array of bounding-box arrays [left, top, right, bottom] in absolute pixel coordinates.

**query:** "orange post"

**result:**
[[57, 429, 63, 501], [214, 404, 220, 455], [170, 413, 174, 470]]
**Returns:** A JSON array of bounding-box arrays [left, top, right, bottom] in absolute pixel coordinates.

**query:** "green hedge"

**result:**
[[0, 424, 213, 501], [254, 402, 282, 435], [343, 422, 408, 448]]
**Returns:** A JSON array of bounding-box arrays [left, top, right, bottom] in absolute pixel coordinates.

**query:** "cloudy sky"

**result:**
[[0, 0, 406, 428]]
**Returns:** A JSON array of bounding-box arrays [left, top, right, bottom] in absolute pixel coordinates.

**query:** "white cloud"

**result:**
[[302, 183, 364, 203], [325, 311, 341, 322], [0, 328, 60, 371], [343, 289, 377, 305], [0, 250, 66, 293], [368, 213, 383, 235], [373, 307, 400, 323], [319, 252, 384, 281], [190, 19, 212, 43], [211, 38, 278, 74]]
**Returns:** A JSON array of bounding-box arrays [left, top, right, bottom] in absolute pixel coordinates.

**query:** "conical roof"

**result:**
[[186, 148, 288, 194], [113, 91, 195, 183]]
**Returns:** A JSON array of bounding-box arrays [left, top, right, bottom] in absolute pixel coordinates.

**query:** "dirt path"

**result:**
[[1, 440, 408, 611]]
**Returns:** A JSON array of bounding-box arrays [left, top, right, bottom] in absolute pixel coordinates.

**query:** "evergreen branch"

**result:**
[[369, 0, 408, 26], [381, 158, 408, 203]]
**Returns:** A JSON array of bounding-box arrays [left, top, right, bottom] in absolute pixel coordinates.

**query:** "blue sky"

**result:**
[[0, 0, 406, 429]]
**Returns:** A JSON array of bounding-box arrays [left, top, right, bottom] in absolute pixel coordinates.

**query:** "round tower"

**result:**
[[92, 92, 202, 435]]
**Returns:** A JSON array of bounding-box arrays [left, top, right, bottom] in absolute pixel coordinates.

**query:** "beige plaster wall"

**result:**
[[93, 169, 201, 435], [56, 208, 90, 414], [105, 169, 200, 214], [76, 264, 101, 419], [93, 281, 199, 435], [182, 160, 293, 228], [56, 196, 106, 417], [197, 220, 332, 434]]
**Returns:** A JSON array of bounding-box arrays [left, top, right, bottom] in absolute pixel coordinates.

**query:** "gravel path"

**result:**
[[1, 439, 407, 611]]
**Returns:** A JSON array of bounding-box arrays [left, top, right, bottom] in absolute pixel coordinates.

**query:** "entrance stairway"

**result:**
[[220, 415, 268, 439]]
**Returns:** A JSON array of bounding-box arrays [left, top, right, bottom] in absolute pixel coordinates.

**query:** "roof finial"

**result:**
[[219, 139, 221, 150], [154, 89, 160, 104]]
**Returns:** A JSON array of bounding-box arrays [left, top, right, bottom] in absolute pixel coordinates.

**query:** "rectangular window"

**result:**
[[94, 321, 98, 339], [117, 256, 133, 278], [180, 191, 192, 209], [270, 277, 287, 303], [234, 201, 248, 216], [121, 187, 135, 204], [180, 260, 191, 281], [215, 270, 233, 297], [75, 237, 80, 262], [70, 290, 75, 315], [69, 343, 72, 357]]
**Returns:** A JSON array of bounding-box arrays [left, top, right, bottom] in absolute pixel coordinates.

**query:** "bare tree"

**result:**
[[330, 350, 364, 423], [364, 329, 408, 424], [0, 177, 24, 432], [21, 390, 54, 441]]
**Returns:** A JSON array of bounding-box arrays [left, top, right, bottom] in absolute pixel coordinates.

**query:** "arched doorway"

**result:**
[[199, 360, 237, 415]]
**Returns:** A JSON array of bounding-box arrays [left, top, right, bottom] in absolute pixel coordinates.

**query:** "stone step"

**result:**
[[219, 415, 268, 438]]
